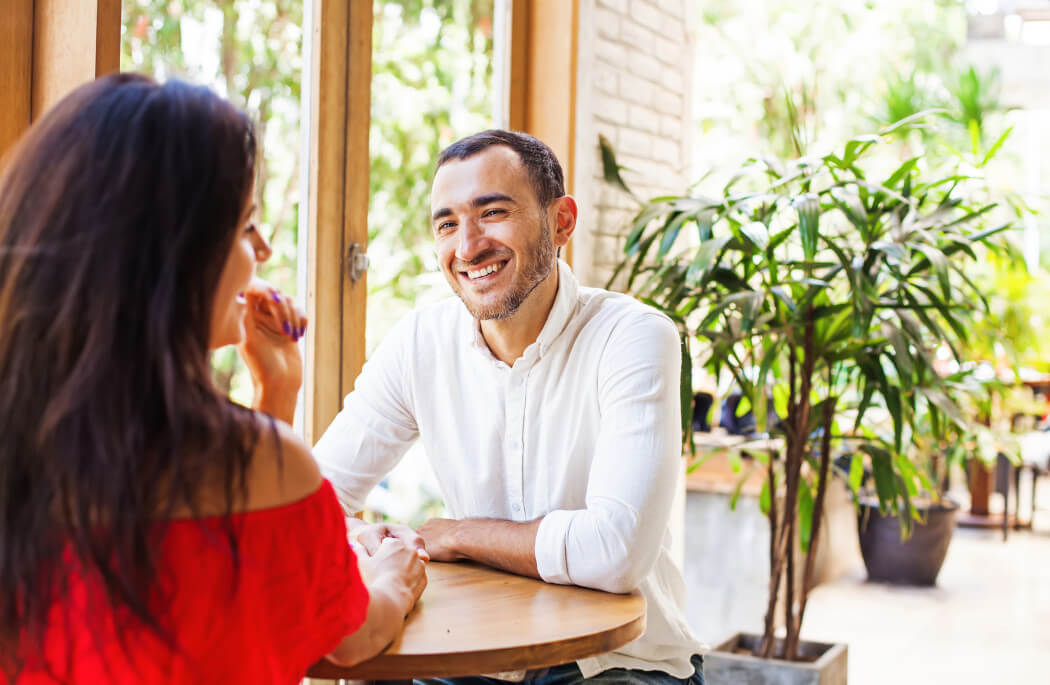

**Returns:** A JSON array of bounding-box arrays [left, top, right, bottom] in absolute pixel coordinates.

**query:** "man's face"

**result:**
[[430, 146, 555, 321]]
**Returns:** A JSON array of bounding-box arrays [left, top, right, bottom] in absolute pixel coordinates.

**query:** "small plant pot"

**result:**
[[857, 498, 958, 585], [704, 632, 848, 685]]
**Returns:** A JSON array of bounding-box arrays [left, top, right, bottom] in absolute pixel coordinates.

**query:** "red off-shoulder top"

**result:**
[[18, 479, 368, 684]]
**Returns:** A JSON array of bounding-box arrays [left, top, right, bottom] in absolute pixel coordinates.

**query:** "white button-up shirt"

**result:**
[[315, 261, 705, 678]]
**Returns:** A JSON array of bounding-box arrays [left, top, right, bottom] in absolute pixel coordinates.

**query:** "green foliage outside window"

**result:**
[[120, 0, 495, 405], [367, 0, 494, 352]]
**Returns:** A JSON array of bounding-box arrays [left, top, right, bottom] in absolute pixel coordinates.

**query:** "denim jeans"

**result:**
[[414, 654, 704, 685]]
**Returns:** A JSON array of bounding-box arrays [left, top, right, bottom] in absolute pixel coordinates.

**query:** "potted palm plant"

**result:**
[[600, 114, 1012, 682]]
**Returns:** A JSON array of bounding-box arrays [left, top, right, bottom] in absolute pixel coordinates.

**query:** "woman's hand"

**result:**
[[239, 277, 307, 424], [358, 537, 429, 610], [327, 537, 428, 667]]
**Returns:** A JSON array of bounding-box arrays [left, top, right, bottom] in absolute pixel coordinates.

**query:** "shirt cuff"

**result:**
[[535, 509, 576, 585]]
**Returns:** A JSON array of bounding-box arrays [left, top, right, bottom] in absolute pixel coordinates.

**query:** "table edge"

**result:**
[[307, 603, 646, 680]]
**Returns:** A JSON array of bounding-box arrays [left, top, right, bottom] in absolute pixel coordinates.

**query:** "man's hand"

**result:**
[[417, 517, 540, 576], [351, 521, 429, 561], [416, 518, 463, 562]]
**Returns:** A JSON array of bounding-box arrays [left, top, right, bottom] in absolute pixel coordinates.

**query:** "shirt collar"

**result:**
[[464, 259, 580, 361], [535, 260, 578, 357]]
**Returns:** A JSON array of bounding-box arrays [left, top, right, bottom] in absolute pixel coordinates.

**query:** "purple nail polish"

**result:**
[[271, 291, 281, 303], [298, 326, 306, 337], [283, 321, 291, 335]]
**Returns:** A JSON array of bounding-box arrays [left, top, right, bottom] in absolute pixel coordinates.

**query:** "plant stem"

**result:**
[[784, 312, 816, 658], [787, 394, 836, 660], [760, 450, 780, 657]]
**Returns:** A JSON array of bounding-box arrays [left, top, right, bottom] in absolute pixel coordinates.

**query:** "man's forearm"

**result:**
[[418, 517, 541, 579]]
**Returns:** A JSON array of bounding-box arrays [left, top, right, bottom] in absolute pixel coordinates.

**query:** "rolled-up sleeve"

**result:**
[[314, 313, 420, 514], [535, 313, 682, 594]]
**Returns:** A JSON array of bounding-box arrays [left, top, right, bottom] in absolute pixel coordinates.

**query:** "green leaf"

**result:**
[[759, 476, 772, 515], [735, 394, 752, 418], [657, 211, 691, 257], [918, 387, 967, 428], [878, 109, 944, 136], [843, 133, 881, 166], [911, 243, 952, 297], [798, 479, 815, 553], [885, 324, 914, 380], [598, 134, 636, 199], [980, 125, 1014, 167], [729, 467, 754, 511], [740, 221, 770, 250], [770, 286, 797, 312], [848, 452, 865, 492], [884, 384, 903, 454], [680, 336, 693, 447], [862, 444, 898, 512], [872, 240, 907, 263], [792, 193, 821, 260], [685, 235, 732, 285], [884, 156, 920, 190]]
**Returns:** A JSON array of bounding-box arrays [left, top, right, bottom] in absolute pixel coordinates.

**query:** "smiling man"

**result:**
[[314, 130, 705, 684]]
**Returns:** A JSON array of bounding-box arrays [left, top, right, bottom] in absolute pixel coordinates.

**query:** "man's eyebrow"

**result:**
[[471, 192, 515, 208], [431, 193, 516, 223]]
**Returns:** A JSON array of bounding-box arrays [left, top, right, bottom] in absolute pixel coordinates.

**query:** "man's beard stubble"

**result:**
[[453, 219, 555, 321]]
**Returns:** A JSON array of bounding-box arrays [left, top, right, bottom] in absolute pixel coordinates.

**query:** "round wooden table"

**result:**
[[306, 561, 647, 681]]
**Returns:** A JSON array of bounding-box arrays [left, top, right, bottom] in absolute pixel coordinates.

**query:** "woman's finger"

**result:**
[[245, 290, 283, 336], [271, 288, 300, 342]]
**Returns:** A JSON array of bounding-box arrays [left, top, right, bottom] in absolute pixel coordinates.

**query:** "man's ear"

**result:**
[[549, 195, 578, 248]]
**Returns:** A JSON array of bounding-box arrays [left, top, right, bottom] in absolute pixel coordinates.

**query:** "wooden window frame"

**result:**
[[0, 0, 120, 165], [2, 0, 579, 444], [301, 0, 373, 442], [303, 0, 578, 441]]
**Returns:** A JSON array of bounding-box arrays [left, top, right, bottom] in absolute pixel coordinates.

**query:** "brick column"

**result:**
[[572, 0, 694, 288]]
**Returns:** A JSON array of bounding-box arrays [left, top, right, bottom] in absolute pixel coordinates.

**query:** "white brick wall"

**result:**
[[573, 0, 693, 288]]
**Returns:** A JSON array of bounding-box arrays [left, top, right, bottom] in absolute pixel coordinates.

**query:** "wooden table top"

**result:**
[[307, 561, 647, 680]]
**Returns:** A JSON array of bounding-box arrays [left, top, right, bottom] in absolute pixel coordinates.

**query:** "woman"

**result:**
[[0, 73, 426, 683]]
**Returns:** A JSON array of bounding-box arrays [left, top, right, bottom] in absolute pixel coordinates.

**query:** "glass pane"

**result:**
[[368, 0, 496, 351], [366, 0, 497, 525], [120, 1, 304, 406]]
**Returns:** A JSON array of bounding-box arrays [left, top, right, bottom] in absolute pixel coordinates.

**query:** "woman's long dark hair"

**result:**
[[0, 73, 261, 674]]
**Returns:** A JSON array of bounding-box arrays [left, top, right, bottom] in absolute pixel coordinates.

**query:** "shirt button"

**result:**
[[512, 503, 521, 512]]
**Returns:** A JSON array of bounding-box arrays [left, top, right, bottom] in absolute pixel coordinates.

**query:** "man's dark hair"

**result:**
[[436, 129, 565, 207]]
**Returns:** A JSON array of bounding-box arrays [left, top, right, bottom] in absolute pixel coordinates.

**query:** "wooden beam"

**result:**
[[0, 0, 33, 165], [341, 0, 373, 404], [507, 0, 578, 264], [32, 0, 121, 119], [303, 0, 372, 443]]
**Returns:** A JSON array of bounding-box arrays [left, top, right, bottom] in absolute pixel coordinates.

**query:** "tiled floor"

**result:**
[[801, 501, 1050, 684]]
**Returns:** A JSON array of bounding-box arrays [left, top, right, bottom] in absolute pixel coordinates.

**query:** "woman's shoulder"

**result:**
[[241, 413, 324, 514]]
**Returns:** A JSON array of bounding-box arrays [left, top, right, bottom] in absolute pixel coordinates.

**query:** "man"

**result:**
[[314, 130, 705, 683]]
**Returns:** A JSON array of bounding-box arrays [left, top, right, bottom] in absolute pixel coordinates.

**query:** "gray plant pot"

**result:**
[[704, 633, 848, 685]]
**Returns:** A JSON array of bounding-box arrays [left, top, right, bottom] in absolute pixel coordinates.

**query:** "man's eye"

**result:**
[[483, 209, 506, 217], [437, 222, 456, 232]]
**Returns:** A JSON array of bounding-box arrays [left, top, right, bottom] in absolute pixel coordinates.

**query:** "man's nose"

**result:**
[[454, 219, 489, 262]]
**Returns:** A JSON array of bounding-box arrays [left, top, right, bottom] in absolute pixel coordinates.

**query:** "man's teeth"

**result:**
[[467, 262, 504, 280]]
